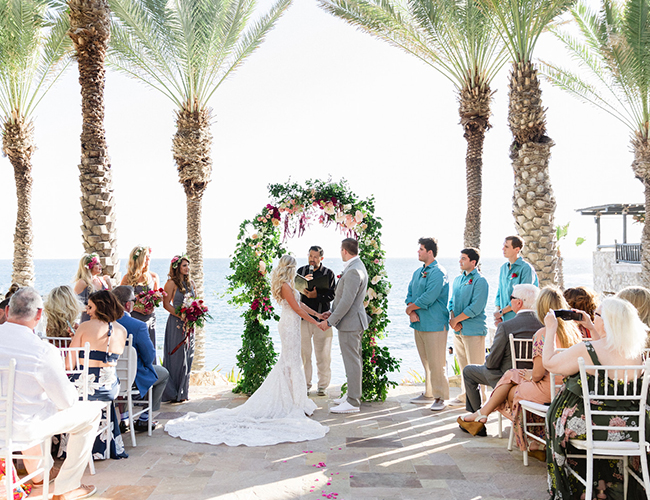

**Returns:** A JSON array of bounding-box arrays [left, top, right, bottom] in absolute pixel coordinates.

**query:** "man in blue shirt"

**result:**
[[494, 235, 538, 326], [448, 248, 488, 406], [113, 286, 169, 432], [405, 237, 449, 411]]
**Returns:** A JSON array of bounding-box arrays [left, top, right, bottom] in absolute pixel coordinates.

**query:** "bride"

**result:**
[[165, 255, 330, 446]]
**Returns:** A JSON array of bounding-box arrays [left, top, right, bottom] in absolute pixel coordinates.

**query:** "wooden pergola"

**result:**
[[576, 203, 645, 247]]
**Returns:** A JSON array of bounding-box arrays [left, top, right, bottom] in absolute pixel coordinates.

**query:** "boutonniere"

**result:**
[[511, 272, 518, 279], [336, 274, 342, 279], [468, 278, 473, 284], [421, 271, 428, 278]]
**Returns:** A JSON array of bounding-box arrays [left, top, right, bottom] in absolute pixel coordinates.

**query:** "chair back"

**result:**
[[58, 343, 90, 401], [117, 336, 137, 396], [44, 336, 71, 348], [509, 334, 535, 369], [0, 359, 17, 452], [577, 356, 650, 449]]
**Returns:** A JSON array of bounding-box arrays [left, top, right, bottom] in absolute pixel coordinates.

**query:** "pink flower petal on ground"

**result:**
[[315, 479, 318, 481]]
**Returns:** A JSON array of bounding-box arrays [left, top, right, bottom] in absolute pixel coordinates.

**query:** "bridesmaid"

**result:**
[[120, 245, 161, 348], [162, 254, 195, 403], [73, 253, 113, 322]]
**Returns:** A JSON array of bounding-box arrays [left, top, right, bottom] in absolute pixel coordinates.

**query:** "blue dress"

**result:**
[[77, 323, 128, 460]]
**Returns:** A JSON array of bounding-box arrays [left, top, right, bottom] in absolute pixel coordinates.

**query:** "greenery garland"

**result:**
[[226, 178, 400, 400]]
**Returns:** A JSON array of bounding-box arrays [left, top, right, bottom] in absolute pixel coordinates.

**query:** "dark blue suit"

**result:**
[[117, 312, 158, 396]]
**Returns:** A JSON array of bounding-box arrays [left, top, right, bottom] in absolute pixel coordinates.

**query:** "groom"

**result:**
[[320, 238, 369, 414]]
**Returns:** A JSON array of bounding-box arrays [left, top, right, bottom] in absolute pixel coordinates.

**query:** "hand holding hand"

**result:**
[[317, 321, 329, 332], [321, 311, 331, 320], [409, 311, 420, 323], [453, 322, 462, 332]]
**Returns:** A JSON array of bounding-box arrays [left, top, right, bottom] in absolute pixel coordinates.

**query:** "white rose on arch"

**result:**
[[371, 275, 381, 285], [335, 210, 345, 223], [355, 210, 364, 223], [258, 261, 266, 275], [367, 288, 377, 300]]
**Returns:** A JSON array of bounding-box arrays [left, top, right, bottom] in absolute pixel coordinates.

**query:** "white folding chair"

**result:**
[[565, 357, 650, 500], [519, 368, 564, 465], [116, 335, 153, 447], [1, 359, 51, 500], [45, 336, 72, 348], [58, 342, 90, 401], [497, 334, 535, 439]]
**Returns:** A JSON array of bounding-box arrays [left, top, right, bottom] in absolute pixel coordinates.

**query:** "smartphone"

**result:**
[[553, 309, 582, 321]]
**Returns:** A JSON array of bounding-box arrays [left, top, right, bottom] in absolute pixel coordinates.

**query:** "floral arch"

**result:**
[[226, 179, 400, 401]]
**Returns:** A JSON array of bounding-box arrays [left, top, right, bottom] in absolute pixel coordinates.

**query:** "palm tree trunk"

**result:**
[[508, 61, 558, 286], [68, 0, 119, 277], [632, 133, 650, 286], [173, 104, 213, 371], [2, 115, 35, 286], [459, 85, 492, 249]]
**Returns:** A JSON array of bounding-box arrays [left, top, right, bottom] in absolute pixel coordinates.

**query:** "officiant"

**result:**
[[298, 245, 337, 396]]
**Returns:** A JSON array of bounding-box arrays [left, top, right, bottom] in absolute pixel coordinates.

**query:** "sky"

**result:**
[[0, 0, 642, 267]]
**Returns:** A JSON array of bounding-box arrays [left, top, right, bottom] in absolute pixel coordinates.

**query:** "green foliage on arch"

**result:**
[[226, 178, 400, 400]]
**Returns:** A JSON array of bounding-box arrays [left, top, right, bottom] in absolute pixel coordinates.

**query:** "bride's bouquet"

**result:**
[[134, 288, 167, 315], [175, 294, 211, 333]]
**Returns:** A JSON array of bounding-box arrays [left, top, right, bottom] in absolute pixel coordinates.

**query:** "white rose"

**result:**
[[371, 275, 381, 285], [344, 204, 352, 211]]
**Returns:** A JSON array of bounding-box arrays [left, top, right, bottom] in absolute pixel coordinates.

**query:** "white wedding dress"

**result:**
[[165, 289, 329, 446]]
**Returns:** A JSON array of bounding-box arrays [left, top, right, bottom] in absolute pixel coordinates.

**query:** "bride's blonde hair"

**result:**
[[271, 255, 296, 302]]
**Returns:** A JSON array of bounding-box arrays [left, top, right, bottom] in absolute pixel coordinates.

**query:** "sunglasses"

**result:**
[[510, 295, 521, 302]]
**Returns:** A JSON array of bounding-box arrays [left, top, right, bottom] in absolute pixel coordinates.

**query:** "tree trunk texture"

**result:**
[[631, 132, 650, 286], [508, 61, 558, 286], [68, 0, 119, 277], [3, 116, 36, 286], [173, 104, 213, 371], [459, 85, 492, 250]]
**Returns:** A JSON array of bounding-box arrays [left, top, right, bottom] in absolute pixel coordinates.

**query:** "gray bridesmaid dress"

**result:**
[[162, 281, 195, 402]]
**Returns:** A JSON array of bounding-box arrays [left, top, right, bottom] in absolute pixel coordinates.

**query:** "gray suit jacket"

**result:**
[[485, 310, 542, 374], [328, 257, 370, 332]]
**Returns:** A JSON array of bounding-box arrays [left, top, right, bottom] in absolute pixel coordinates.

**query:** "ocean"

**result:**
[[0, 256, 593, 384]]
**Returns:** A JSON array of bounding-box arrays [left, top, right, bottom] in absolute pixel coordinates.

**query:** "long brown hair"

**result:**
[[168, 255, 191, 294], [536, 286, 582, 348]]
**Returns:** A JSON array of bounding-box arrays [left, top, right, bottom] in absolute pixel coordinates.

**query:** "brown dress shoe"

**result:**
[[52, 484, 96, 500]]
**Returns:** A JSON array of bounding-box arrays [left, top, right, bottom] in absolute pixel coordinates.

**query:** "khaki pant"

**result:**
[[414, 330, 449, 400], [18, 400, 104, 495], [453, 334, 486, 402], [301, 320, 333, 391]]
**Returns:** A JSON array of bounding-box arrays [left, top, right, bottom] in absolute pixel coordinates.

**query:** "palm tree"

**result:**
[[318, 0, 508, 249], [68, 0, 119, 277], [108, 0, 292, 369], [479, 0, 573, 286], [0, 0, 71, 286], [542, 0, 650, 285]]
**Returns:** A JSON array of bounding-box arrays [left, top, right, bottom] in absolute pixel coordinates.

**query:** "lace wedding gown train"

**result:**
[[164, 290, 329, 446]]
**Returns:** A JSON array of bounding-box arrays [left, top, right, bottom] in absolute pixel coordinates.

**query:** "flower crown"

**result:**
[[133, 246, 145, 261], [86, 254, 100, 271], [171, 254, 188, 269]]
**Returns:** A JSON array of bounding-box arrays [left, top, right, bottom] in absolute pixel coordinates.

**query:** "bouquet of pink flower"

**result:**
[[134, 288, 167, 315], [175, 295, 211, 333]]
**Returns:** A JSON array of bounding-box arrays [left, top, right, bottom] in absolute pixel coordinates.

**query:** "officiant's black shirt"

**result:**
[[297, 265, 336, 319]]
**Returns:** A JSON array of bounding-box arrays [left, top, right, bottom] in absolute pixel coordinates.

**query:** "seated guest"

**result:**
[[458, 287, 582, 449], [71, 290, 128, 459], [564, 286, 598, 338], [544, 298, 649, 500], [460, 284, 541, 435], [112, 286, 169, 431], [0, 287, 104, 500], [44, 286, 84, 338], [0, 284, 20, 325], [616, 285, 650, 333]]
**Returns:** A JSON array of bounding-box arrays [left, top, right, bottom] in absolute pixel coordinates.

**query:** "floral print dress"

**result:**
[[546, 341, 650, 499]]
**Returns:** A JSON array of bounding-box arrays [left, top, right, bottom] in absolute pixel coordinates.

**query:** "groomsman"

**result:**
[[320, 238, 369, 414], [297, 246, 336, 396], [448, 248, 488, 406], [405, 237, 449, 411], [493, 235, 538, 326]]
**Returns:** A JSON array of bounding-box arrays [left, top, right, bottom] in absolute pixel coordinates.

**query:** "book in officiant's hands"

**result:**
[[295, 273, 330, 295]]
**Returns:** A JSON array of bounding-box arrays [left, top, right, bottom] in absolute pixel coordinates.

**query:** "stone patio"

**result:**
[[38, 383, 550, 500]]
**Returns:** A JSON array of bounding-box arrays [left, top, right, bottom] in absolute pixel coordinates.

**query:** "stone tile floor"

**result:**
[[37, 383, 550, 500]]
